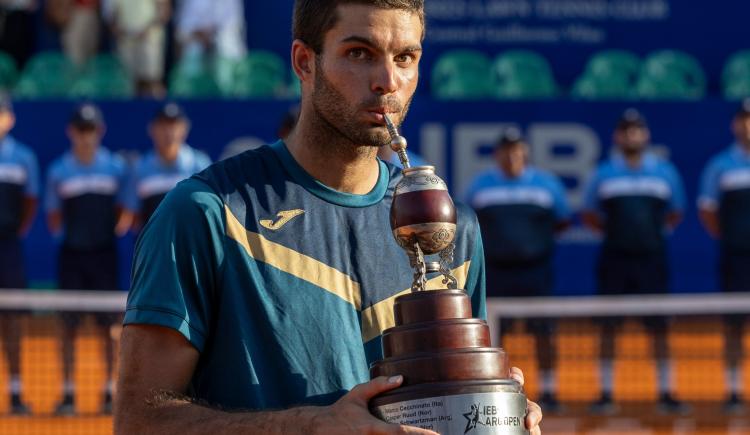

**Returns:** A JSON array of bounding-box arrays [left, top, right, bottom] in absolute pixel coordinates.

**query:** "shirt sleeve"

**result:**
[[23, 149, 40, 198], [582, 169, 602, 212], [697, 157, 722, 211], [196, 151, 212, 172], [665, 163, 686, 212], [548, 174, 571, 221], [463, 174, 484, 207], [464, 212, 487, 321], [124, 178, 225, 352], [122, 162, 140, 212], [115, 158, 132, 208], [44, 164, 60, 212]]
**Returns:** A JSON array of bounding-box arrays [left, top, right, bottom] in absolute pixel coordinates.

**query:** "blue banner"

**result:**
[[10, 99, 738, 295], [244, 0, 749, 94]]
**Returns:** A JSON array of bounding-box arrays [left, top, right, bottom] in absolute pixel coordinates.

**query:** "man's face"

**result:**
[[0, 110, 15, 138], [733, 115, 750, 146], [310, 4, 422, 147], [151, 118, 188, 162], [68, 126, 102, 162], [614, 125, 650, 154], [496, 143, 527, 178]]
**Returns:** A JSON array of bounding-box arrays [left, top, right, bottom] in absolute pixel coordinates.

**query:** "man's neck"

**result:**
[[284, 113, 381, 195], [157, 146, 180, 165], [620, 148, 645, 168]]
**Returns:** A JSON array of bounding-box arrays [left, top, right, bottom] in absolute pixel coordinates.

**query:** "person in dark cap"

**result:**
[[125, 102, 211, 228], [0, 94, 37, 415], [45, 103, 132, 415], [697, 98, 750, 413], [464, 127, 570, 412], [582, 109, 687, 414]]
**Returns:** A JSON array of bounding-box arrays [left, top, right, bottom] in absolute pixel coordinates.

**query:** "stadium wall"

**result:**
[[13, 99, 733, 296]]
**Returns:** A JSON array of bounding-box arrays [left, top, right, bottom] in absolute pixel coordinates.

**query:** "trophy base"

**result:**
[[370, 380, 529, 435]]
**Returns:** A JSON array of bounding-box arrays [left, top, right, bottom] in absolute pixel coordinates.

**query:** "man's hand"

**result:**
[[308, 375, 437, 435], [510, 367, 543, 435]]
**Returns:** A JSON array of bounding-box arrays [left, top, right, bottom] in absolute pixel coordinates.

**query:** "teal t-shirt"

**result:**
[[125, 141, 486, 410]]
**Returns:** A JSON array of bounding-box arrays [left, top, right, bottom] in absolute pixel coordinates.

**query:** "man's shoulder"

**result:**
[[192, 144, 280, 196], [705, 147, 740, 173]]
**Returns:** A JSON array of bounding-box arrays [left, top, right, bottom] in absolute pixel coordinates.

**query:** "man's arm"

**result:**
[[699, 208, 721, 239], [665, 211, 683, 231], [581, 211, 603, 233], [19, 197, 38, 237], [47, 210, 62, 235], [115, 324, 437, 435], [114, 206, 134, 236]]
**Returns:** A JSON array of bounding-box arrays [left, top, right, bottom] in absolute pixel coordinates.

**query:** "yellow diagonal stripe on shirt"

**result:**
[[360, 262, 470, 343], [225, 205, 362, 310]]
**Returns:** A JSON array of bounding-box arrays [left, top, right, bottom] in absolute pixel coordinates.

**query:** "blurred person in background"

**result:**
[[126, 102, 210, 229], [0, 0, 38, 68], [104, 0, 171, 97], [697, 99, 750, 413], [464, 128, 570, 412], [46, 0, 100, 66], [174, 0, 247, 92], [582, 109, 687, 414], [0, 94, 37, 415], [45, 103, 131, 415]]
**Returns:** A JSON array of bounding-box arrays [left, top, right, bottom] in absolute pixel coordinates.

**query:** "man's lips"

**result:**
[[365, 108, 397, 123]]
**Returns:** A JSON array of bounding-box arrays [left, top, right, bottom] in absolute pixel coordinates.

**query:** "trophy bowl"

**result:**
[[370, 116, 529, 434]]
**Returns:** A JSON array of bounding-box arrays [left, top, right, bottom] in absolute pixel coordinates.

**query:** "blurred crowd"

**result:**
[[0, 0, 247, 97]]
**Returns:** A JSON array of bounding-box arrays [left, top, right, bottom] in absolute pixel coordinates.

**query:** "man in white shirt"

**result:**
[[174, 0, 247, 92], [104, 0, 171, 97]]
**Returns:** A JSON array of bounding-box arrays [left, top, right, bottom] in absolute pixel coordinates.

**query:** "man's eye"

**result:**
[[348, 48, 369, 60], [395, 54, 414, 65]]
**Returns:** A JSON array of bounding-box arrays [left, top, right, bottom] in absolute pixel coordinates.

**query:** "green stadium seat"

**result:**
[[15, 51, 78, 98], [431, 50, 493, 99], [571, 50, 640, 100], [492, 50, 557, 99], [724, 79, 750, 100], [584, 50, 641, 82], [229, 51, 287, 98], [571, 75, 635, 100], [722, 50, 750, 99], [84, 54, 128, 77], [0, 51, 18, 90], [636, 50, 705, 100], [169, 67, 222, 98], [69, 73, 134, 99]]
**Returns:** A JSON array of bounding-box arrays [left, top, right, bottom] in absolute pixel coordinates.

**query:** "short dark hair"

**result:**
[[293, 0, 425, 53]]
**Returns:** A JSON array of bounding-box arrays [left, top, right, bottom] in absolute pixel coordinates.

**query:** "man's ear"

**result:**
[[291, 39, 315, 83]]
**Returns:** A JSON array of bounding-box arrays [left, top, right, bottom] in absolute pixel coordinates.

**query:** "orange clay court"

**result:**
[[1, 315, 749, 435]]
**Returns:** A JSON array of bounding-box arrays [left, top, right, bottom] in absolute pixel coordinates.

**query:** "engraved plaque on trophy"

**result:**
[[369, 116, 529, 435]]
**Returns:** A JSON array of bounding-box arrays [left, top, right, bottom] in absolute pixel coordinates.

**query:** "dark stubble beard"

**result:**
[[311, 57, 413, 149]]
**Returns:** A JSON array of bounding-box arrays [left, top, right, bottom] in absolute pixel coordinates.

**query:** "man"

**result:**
[[582, 109, 686, 414], [45, 103, 132, 415], [175, 0, 247, 92], [465, 128, 570, 412], [105, 0, 171, 97], [697, 99, 750, 412], [115, 1, 542, 434], [126, 102, 211, 228], [0, 94, 37, 415]]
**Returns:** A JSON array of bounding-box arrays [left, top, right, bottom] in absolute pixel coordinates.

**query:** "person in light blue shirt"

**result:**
[[465, 128, 570, 412], [125, 102, 211, 228], [582, 109, 686, 415], [45, 103, 132, 415], [0, 94, 37, 415], [697, 99, 750, 412]]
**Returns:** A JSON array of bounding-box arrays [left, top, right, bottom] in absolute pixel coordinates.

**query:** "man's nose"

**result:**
[[371, 60, 399, 95]]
